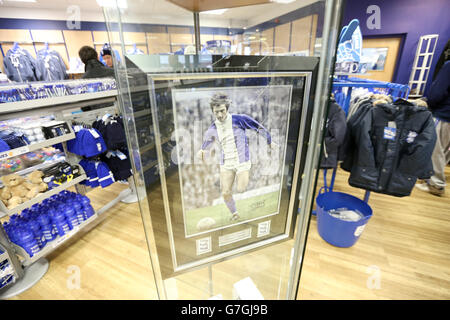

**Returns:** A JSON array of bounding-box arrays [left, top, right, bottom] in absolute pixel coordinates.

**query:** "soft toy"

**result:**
[[0, 186, 12, 204], [24, 171, 48, 199], [6, 196, 23, 209], [1, 174, 29, 209]]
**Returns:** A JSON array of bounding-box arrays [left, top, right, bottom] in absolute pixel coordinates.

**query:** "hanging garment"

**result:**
[[36, 49, 68, 81], [341, 99, 437, 197], [3, 48, 40, 82], [320, 98, 347, 169]]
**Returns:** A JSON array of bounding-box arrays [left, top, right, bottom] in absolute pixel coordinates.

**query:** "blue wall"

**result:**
[[342, 0, 450, 94]]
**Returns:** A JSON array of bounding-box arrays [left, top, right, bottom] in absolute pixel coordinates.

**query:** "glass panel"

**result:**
[[103, 0, 344, 300]]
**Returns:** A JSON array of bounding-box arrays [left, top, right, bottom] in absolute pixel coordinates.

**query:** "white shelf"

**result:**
[[0, 90, 118, 115], [0, 252, 7, 262], [13, 213, 98, 267], [0, 159, 66, 188], [0, 174, 87, 218], [0, 131, 75, 161]]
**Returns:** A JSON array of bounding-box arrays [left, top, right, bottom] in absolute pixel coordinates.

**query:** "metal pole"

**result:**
[[193, 12, 201, 55], [286, 0, 344, 300]]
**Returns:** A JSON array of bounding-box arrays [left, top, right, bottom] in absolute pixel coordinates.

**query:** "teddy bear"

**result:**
[[1, 174, 30, 209], [23, 170, 48, 199]]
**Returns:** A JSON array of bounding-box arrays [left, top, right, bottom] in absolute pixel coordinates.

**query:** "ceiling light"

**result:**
[[271, 0, 296, 3], [96, 0, 128, 9], [200, 9, 228, 15]]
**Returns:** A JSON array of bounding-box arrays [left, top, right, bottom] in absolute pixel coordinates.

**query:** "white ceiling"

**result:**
[[0, 0, 319, 28]]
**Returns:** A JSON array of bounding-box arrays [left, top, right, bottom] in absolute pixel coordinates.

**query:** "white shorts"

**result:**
[[220, 158, 251, 173]]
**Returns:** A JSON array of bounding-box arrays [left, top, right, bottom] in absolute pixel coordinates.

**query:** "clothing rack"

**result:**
[[314, 76, 411, 212], [332, 75, 410, 115]]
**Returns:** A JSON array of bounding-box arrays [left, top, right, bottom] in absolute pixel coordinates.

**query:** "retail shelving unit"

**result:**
[[0, 175, 87, 218], [12, 212, 98, 267], [0, 87, 134, 298], [0, 130, 75, 161]]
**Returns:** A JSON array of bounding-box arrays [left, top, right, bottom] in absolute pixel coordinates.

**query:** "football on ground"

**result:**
[[196, 217, 216, 231]]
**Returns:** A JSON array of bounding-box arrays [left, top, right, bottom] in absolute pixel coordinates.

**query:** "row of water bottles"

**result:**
[[2, 191, 95, 257]]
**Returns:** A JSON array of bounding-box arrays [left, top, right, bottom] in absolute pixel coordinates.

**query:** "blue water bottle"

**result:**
[[16, 228, 40, 257], [70, 198, 85, 224], [27, 219, 46, 249], [37, 213, 56, 242], [78, 195, 95, 219], [63, 202, 80, 229], [51, 208, 71, 237]]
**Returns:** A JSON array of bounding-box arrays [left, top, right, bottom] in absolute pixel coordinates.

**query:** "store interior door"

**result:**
[[356, 36, 403, 82]]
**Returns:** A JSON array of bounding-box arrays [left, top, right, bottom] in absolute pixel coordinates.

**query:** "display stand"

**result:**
[[314, 77, 411, 211], [0, 87, 136, 297], [0, 258, 48, 299], [332, 76, 410, 115]]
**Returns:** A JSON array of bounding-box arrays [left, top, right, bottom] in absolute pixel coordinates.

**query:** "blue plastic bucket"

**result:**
[[316, 191, 372, 248]]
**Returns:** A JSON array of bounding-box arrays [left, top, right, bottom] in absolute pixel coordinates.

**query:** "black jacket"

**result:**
[[82, 59, 115, 79], [320, 99, 347, 168], [341, 99, 437, 197]]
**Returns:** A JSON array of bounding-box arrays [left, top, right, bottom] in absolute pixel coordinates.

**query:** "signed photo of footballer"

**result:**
[[172, 85, 292, 237]]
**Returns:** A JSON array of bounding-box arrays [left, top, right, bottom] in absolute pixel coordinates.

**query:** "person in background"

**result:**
[[416, 42, 450, 196], [100, 46, 114, 68], [78, 46, 115, 79]]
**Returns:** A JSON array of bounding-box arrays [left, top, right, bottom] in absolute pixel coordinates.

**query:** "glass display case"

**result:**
[[102, 0, 344, 300]]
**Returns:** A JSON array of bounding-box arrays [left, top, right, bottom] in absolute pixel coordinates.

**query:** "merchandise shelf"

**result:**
[[134, 109, 151, 118], [140, 136, 171, 153], [0, 174, 87, 218], [143, 160, 158, 172], [0, 90, 118, 115], [12, 212, 98, 267], [0, 129, 75, 161], [0, 159, 65, 184], [0, 252, 7, 263]]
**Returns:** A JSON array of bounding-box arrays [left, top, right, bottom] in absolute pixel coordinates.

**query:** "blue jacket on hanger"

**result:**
[[3, 45, 40, 82], [36, 48, 68, 81]]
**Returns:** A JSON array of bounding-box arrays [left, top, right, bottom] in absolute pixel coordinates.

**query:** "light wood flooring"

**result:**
[[6, 166, 450, 300]]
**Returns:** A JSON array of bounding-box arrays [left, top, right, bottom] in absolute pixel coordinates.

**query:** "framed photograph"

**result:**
[[173, 85, 292, 238], [128, 55, 319, 279]]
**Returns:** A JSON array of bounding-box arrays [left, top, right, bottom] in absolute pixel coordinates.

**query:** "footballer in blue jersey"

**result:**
[[197, 92, 277, 221]]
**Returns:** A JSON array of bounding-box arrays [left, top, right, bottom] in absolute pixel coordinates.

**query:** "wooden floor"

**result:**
[[6, 166, 450, 300]]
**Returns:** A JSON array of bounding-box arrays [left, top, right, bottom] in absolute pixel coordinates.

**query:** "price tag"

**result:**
[[89, 129, 100, 138]]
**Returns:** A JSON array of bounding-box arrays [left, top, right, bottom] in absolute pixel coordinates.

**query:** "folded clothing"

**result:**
[[0, 130, 29, 149], [0, 139, 10, 152]]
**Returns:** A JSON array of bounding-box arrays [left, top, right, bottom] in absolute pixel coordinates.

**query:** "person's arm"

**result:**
[[427, 61, 450, 109], [239, 114, 272, 145], [201, 124, 217, 150], [197, 124, 217, 161]]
